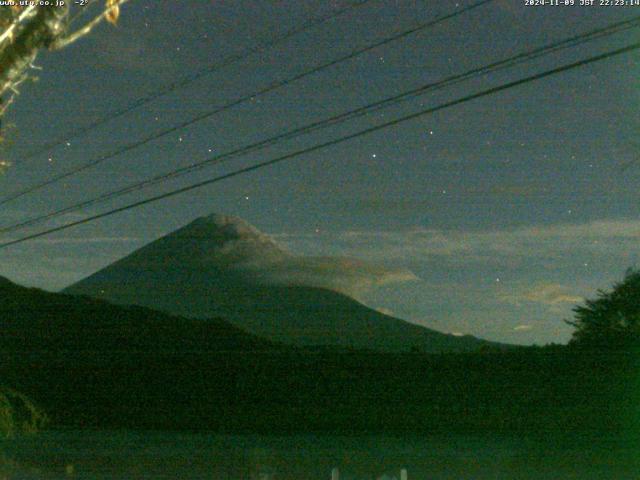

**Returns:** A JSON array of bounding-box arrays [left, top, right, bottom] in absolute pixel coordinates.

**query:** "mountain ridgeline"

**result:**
[[0, 276, 637, 434], [0, 275, 275, 354], [3, 215, 635, 435], [64, 214, 488, 353]]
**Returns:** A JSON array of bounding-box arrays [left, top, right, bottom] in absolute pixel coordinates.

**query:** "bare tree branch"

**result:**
[[51, 0, 129, 50], [0, 1, 129, 110], [0, 5, 69, 98], [0, 5, 37, 46]]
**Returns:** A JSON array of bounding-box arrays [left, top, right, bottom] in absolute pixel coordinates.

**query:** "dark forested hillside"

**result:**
[[1, 276, 637, 435], [0, 276, 275, 353]]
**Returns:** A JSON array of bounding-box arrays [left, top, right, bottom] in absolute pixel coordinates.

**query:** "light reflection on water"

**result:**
[[0, 430, 637, 479]]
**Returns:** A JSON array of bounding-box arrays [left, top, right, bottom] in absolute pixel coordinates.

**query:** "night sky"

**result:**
[[1, 0, 639, 345]]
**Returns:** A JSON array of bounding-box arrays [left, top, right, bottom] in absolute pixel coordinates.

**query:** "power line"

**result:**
[[0, 0, 494, 206], [10, 0, 373, 165], [2, 16, 638, 235], [1, 41, 637, 250]]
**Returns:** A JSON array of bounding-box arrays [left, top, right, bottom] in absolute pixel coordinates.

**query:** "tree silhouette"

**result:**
[[567, 269, 640, 349], [0, 1, 125, 173], [0, 1, 124, 116]]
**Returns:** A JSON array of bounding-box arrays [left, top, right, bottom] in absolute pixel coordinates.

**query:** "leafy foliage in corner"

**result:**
[[567, 268, 640, 350], [0, 387, 48, 438], [0, 1, 126, 117], [106, 0, 120, 25]]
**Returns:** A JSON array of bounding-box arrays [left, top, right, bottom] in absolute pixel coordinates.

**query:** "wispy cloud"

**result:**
[[513, 324, 533, 332], [499, 283, 583, 308], [522, 285, 583, 306], [274, 219, 640, 267], [206, 215, 420, 298], [273, 218, 635, 344], [27, 236, 141, 245], [243, 255, 418, 298]]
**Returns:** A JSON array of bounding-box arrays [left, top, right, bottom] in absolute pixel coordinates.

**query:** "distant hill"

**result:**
[[0, 275, 275, 354], [0, 276, 634, 435], [64, 214, 491, 353]]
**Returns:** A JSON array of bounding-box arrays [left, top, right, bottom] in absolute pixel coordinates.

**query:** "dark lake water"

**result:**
[[0, 430, 637, 479]]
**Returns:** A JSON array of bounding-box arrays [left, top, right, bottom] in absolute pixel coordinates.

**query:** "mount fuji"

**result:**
[[64, 214, 490, 352]]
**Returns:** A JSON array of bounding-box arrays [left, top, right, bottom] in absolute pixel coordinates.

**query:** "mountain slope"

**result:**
[[0, 276, 629, 435], [0, 275, 275, 353], [64, 214, 490, 353]]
